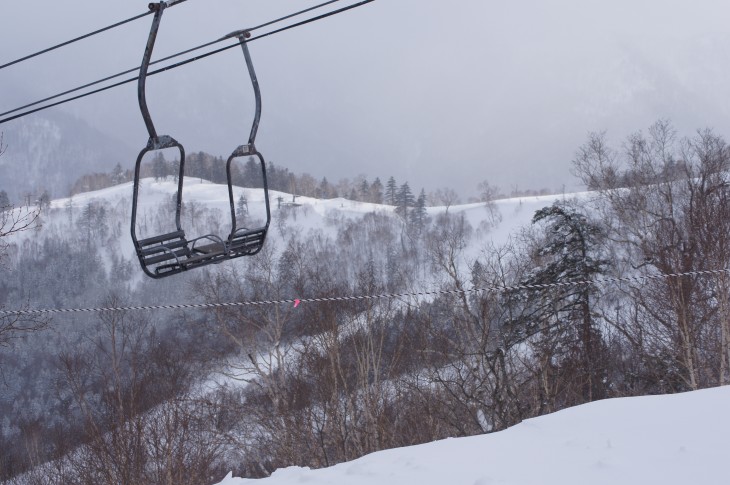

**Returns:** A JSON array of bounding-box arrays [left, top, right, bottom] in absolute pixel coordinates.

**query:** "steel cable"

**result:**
[[0, 0, 371, 125], [0, 0, 190, 71]]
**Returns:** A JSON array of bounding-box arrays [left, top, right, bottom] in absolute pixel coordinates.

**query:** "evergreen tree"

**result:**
[[386, 177, 398, 205], [370, 177, 384, 204], [243, 159, 262, 188], [0, 190, 9, 209], [77, 202, 109, 244], [409, 188, 428, 230], [152, 153, 167, 182], [359, 179, 371, 202], [318, 177, 335, 199], [110, 163, 125, 185], [515, 201, 610, 403], [395, 182, 415, 217]]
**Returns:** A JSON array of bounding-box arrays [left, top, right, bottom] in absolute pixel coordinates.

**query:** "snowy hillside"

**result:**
[[10, 171, 729, 485], [217, 386, 730, 485], [16, 175, 573, 282], [64, 177, 565, 243]]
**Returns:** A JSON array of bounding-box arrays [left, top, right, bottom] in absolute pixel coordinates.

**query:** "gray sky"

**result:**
[[4, 0, 730, 197]]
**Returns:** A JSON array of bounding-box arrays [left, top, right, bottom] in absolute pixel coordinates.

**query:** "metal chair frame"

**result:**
[[131, 2, 271, 279]]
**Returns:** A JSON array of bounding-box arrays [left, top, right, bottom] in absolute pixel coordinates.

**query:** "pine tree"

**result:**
[[515, 201, 610, 404], [152, 153, 167, 182], [359, 179, 371, 202], [77, 202, 108, 244], [370, 178, 384, 204], [110, 163, 125, 185], [0, 190, 9, 209], [243, 159, 262, 188], [409, 188, 428, 230], [395, 182, 415, 218], [318, 177, 332, 199], [386, 177, 398, 205]]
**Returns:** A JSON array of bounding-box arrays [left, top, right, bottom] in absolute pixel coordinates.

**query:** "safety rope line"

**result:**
[[2, 267, 727, 316], [0, 1, 190, 71], [0, 0, 373, 125]]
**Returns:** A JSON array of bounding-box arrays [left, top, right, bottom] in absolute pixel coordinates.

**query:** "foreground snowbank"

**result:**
[[217, 386, 730, 485]]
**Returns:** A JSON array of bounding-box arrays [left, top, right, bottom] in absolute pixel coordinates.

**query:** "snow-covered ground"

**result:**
[[37, 176, 576, 262], [216, 385, 730, 485], [10, 179, 729, 485]]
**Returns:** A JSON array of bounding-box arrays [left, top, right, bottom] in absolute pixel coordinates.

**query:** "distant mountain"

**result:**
[[0, 110, 135, 203]]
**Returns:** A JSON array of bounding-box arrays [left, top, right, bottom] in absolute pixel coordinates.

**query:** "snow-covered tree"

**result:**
[[517, 200, 610, 406]]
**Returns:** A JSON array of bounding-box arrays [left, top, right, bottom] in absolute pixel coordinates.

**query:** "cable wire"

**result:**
[[0, 0, 190, 71], [0, 39, 222, 120], [0, 0, 374, 126], [246, 0, 343, 32], [1, 267, 727, 316], [247, 0, 374, 42], [0, 0, 347, 120]]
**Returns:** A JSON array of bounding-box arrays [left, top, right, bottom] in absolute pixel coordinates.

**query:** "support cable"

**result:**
[[0, 0, 373, 126], [1, 267, 727, 316], [0, 0, 189, 71], [0, 0, 347, 120]]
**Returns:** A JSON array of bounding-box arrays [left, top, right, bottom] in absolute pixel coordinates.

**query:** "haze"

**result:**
[[3, 0, 730, 197]]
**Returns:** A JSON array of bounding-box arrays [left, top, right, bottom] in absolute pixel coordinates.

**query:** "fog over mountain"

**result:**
[[3, 0, 730, 198], [0, 111, 133, 202]]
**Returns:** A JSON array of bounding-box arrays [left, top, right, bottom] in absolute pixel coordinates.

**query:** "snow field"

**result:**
[[217, 385, 730, 485]]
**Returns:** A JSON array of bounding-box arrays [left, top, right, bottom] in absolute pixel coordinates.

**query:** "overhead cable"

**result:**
[[0, 0, 374, 126], [0, 0, 189, 71], [0, 0, 347, 119]]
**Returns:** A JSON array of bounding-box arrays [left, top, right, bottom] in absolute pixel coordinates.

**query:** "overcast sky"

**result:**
[[4, 0, 730, 197]]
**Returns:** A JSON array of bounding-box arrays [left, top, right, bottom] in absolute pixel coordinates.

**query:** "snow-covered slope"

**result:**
[[42, 177, 572, 254], [217, 386, 730, 485]]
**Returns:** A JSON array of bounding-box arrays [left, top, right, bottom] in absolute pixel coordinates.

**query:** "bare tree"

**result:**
[[573, 120, 730, 391], [476, 180, 502, 226], [0, 134, 45, 351], [429, 187, 461, 213], [57, 303, 225, 485]]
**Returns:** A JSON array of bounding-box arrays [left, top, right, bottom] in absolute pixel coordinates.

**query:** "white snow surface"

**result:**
[[216, 386, 730, 485], [20, 176, 579, 281]]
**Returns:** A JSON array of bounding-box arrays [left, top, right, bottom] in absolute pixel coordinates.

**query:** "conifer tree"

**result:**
[[152, 153, 167, 182], [410, 188, 428, 229], [371, 178, 384, 204], [359, 179, 371, 202], [396, 182, 415, 218], [386, 177, 398, 205], [516, 201, 610, 404]]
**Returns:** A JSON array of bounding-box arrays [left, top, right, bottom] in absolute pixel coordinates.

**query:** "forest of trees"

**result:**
[[1, 121, 730, 484]]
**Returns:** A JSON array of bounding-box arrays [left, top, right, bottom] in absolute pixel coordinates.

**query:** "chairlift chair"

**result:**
[[130, 2, 271, 278]]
